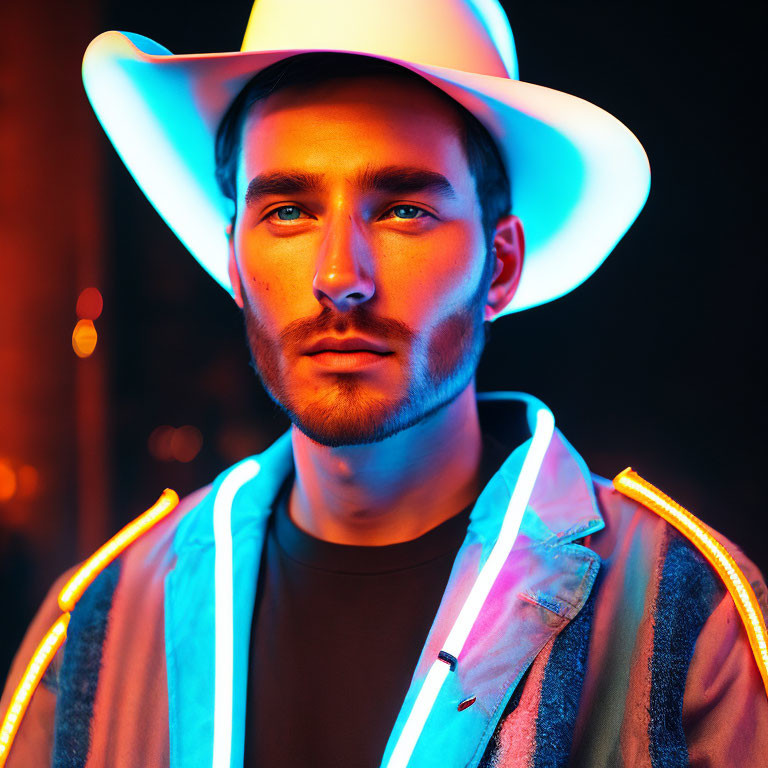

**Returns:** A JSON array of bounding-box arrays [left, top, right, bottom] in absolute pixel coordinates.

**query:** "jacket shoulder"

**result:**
[[591, 469, 768, 698], [57, 483, 212, 613], [116, 483, 212, 581], [591, 471, 766, 610], [0, 483, 211, 766]]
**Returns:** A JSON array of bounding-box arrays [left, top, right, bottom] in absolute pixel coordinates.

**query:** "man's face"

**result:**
[[228, 75, 492, 447]]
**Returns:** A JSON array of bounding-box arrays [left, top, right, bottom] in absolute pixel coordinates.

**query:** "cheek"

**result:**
[[234, 232, 314, 323], [426, 307, 477, 379], [380, 225, 485, 324]]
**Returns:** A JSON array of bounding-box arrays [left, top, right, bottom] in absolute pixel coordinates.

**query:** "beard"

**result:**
[[241, 261, 492, 447]]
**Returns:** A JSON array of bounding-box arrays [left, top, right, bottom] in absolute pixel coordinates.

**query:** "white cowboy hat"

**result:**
[[82, 0, 650, 315]]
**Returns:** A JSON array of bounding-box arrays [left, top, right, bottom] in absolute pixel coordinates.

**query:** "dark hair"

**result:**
[[214, 53, 511, 250]]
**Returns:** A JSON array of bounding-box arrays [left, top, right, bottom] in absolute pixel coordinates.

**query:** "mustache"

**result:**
[[278, 305, 414, 351]]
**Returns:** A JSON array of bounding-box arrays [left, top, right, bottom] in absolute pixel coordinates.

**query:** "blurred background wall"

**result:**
[[1, 0, 765, 680]]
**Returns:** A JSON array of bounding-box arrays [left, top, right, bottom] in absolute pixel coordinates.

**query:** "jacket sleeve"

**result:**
[[683, 554, 768, 768], [0, 570, 74, 768]]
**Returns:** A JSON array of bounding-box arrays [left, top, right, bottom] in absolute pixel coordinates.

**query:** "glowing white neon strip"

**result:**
[[386, 660, 451, 768], [384, 408, 555, 768], [0, 614, 70, 767], [614, 469, 768, 698], [212, 459, 261, 768]]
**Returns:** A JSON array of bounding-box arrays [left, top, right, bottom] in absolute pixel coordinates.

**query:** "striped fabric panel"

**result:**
[[617, 524, 668, 768], [482, 645, 553, 768], [616, 527, 723, 768], [531, 586, 597, 768], [648, 534, 719, 768], [484, 531, 721, 768], [483, 586, 598, 768], [52, 560, 121, 768]]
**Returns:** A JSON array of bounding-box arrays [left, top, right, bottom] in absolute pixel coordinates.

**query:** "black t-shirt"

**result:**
[[244, 438, 508, 768]]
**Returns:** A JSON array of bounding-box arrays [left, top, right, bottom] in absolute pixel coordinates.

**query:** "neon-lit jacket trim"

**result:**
[[613, 468, 768, 697], [0, 489, 179, 768]]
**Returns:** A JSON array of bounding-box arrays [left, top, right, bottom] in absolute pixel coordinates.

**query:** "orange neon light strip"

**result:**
[[614, 468, 768, 698], [0, 490, 179, 766], [0, 614, 70, 767], [58, 488, 179, 612]]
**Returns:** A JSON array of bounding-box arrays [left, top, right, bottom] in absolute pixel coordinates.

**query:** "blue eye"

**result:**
[[390, 205, 424, 219], [274, 205, 302, 220]]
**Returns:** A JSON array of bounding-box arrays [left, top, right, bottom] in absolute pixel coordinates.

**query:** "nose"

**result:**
[[312, 211, 375, 311]]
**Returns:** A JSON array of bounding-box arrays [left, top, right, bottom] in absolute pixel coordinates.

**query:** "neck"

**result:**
[[288, 382, 484, 545]]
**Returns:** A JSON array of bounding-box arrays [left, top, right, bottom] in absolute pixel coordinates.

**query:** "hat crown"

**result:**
[[241, 0, 518, 79]]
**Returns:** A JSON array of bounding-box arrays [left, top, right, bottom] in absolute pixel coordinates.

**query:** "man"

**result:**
[[1, 1, 766, 767]]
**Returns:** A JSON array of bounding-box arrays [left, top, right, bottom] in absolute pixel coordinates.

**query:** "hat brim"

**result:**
[[83, 30, 650, 315]]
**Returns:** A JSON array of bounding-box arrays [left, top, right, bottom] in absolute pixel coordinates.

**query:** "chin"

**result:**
[[275, 370, 472, 448], [280, 380, 411, 447]]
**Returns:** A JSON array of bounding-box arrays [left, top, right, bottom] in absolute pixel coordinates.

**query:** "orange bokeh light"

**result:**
[[148, 426, 175, 462], [148, 425, 203, 463], [171, 426, 203, 462], [0, 460, 17, 502], [72, 319, 98, 358]]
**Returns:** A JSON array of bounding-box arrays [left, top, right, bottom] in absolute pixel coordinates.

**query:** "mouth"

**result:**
[[303, 336, 392, 355], [303, 336, 393, 371]]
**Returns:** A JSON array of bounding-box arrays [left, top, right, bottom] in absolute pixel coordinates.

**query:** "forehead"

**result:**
[[237, 75, 472, 188]]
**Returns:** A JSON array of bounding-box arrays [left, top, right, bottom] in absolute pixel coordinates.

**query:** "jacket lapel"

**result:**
[[164, 432, 294, 768], [381, 419, 604, 768]]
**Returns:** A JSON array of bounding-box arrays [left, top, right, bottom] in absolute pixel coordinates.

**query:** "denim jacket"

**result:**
[[2, 393, 766, 767]]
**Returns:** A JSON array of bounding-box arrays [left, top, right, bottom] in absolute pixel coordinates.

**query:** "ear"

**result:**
[[226, 222, 245, 309], [484, 214, 525, 321]]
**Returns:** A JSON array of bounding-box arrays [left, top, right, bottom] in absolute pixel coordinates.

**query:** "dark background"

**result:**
[[1, 1, 765, 680]]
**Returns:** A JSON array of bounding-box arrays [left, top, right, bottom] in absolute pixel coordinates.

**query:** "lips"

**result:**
[[303, 336, 391, 356]]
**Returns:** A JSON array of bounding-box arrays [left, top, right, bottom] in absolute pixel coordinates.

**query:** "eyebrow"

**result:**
[[355, 165, 456, 199], [245, 171, 324, 207], [244, 165, 456, 207]]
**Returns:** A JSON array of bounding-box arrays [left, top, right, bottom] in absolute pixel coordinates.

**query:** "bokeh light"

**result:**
[[76, 287, 104, 320], [171, 426, 203, 463], [148, 425, 175, 462], [0, 460, 17, 502], [148, 425, 203, 463], [72, 319, 98, 358]]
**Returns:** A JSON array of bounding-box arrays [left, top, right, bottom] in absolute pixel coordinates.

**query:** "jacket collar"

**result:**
[[164, 392, 604, 768], [382, 393, 603, 767]]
